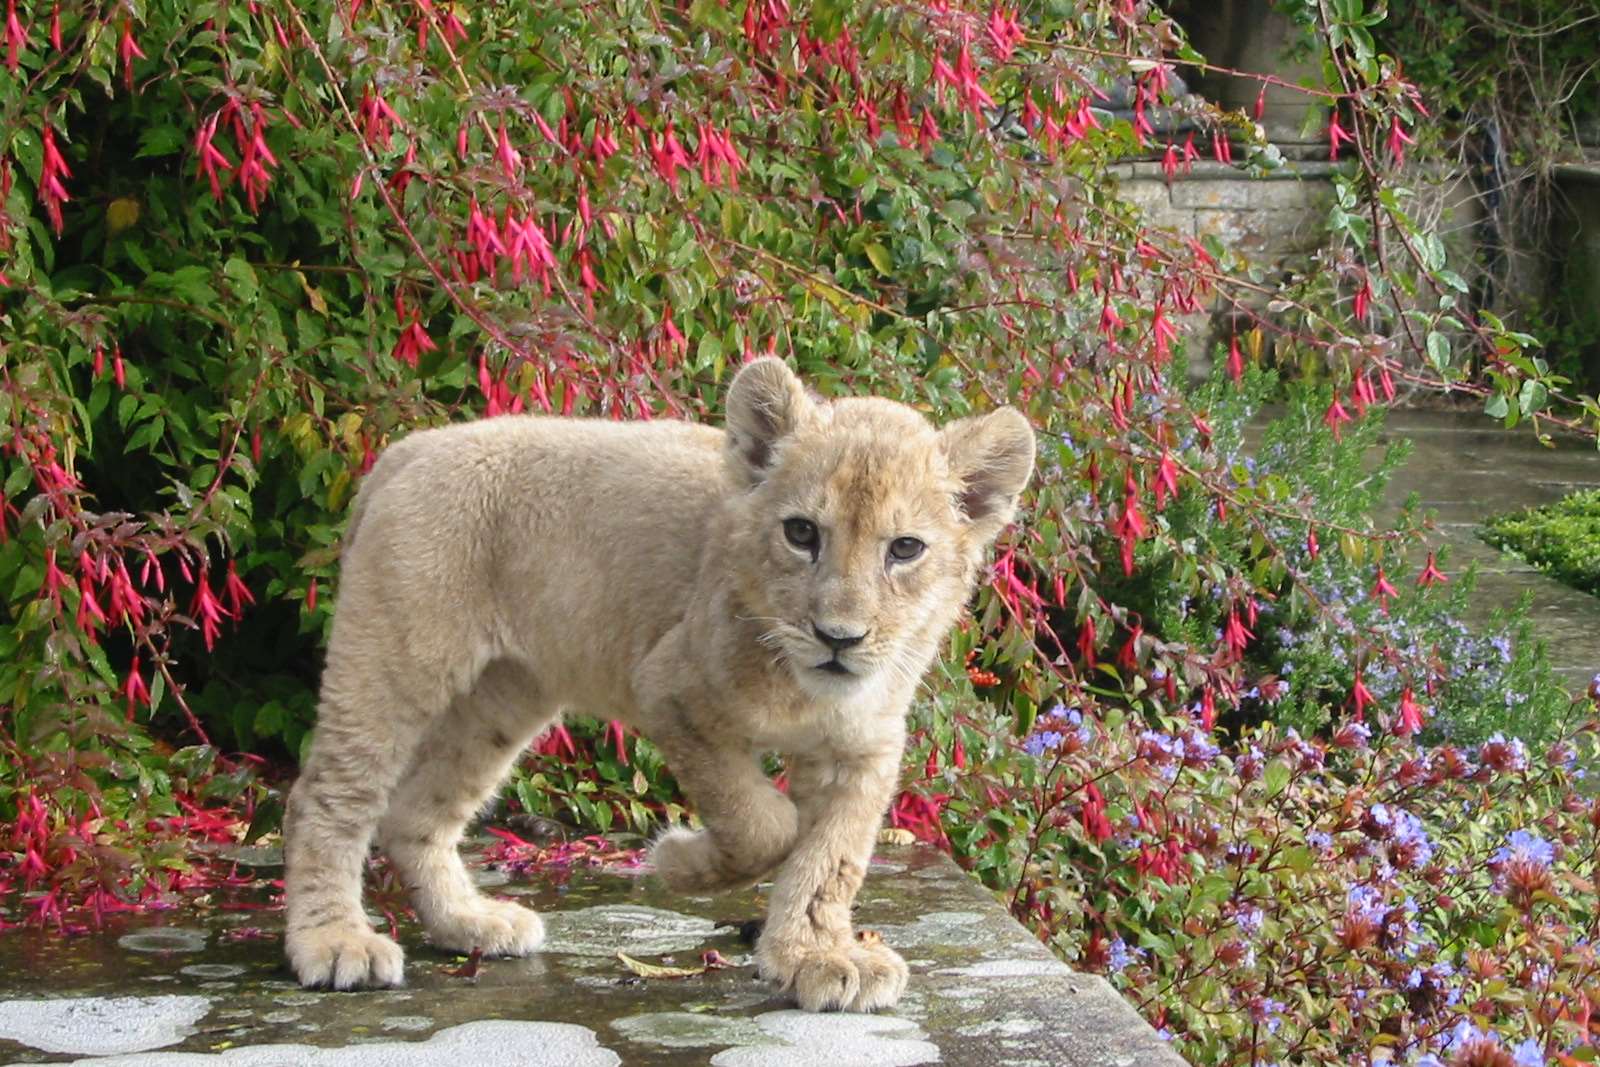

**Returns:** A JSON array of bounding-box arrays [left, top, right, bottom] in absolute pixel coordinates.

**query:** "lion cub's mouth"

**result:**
[[814, 659, 853, 676]]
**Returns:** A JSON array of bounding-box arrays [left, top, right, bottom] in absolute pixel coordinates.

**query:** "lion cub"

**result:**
[[283, 357, 1034, 1012]]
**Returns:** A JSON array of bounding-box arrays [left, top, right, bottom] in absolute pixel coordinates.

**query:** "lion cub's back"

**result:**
[[344, 416, 728, 684]]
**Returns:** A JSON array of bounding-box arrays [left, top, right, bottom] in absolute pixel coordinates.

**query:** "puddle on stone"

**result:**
[[117, 929, 210, 955], [708, 1010, 939, 1067], [0, 995, 211, 1056], [179, 965, 244, 980], [541, 905, 718, 957], [611, 1011, 776, 1050]]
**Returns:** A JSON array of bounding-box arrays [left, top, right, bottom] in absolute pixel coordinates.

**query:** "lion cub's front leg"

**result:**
[[646, 722, 800, 893], [755, 746, 909, 1013]]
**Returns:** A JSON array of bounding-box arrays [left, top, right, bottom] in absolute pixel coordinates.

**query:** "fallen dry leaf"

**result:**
[[616, 951, 707, 979], [445, 947, 483, 978], [855, 929, 884, 947], [876, 828, 916, 846]]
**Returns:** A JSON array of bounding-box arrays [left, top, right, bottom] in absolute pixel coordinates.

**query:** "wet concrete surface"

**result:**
[[0, 841, 1184, 1067], [1378, 409, 1600, 690]]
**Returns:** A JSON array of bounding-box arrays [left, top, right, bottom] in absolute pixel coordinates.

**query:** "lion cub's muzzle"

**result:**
[[811, 621, 868, 676]]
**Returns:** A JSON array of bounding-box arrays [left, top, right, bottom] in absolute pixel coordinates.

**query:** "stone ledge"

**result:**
[[0, 839, 1185, 1067]]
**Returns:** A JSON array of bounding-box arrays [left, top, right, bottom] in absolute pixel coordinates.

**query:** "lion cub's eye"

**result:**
[[888, 537, 925, 562], [783, 517, 820, 553]]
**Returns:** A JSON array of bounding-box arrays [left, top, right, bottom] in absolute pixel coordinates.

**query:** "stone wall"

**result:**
[[1112, 160, 1339, 259]]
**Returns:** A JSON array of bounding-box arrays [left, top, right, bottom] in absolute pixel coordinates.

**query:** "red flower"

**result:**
[[1351, 670, 1375, 722], [1077, 613, 1097, 668], [391, 313, 438, 367], [1417, 551, 1447, 587], [984, 5, 1023, 62], [5, 0, 25, 72], [1323, 395, 1351, 439], [495, 119, 521, 180], [1226, 334, 1244, 382], [191, 568, 229, 651], [1353, 276, 1372, 322], [1328, 112, 1355, 161], [1161, 141, 1178, 185], [1222, 608, 1252, 661], [124, 656, 152, 719], [118, 19, 145, 91], [194, 113, 233, 202], [1153, 450, 1180, 510], [1395, 686, 1426, 738], [39, 123, 72, 234], [1372, 567, 1398, 611], [1386, 115, 1415, 166], [1080, 782, 1113, 843], [222, 561, 255, 617]]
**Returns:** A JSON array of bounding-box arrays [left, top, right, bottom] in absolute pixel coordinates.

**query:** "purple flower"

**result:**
[[1512, 1039, 1545, 1066], [1107, 936, 1137, 972], [1493, 830, 1555, 868]]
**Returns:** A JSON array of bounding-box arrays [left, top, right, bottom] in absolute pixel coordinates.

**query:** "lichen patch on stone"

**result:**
[[708, 1010, 939, 1067], [540, 904, 718, 957], [0, 994, 211, 1056], [8, 1020, 621, 1067]]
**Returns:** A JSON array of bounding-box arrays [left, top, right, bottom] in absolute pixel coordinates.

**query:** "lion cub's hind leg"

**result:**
[[377, 658, 551, 959]]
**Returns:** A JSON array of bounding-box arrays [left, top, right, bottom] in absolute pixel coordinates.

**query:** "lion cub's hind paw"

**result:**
[[288, 925, 406, 990], [424, 897, 545, 957]]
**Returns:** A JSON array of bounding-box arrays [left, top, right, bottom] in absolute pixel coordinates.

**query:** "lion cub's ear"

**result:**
[[940, 407, 1036, 540], [724, 357, 814, 487]]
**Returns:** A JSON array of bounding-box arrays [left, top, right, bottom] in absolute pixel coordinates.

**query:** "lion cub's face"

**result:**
[[722, 360, 1035, 702]]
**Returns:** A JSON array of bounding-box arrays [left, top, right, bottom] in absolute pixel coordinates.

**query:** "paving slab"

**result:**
[[1378, 409, 1600, 681], [0, 840, 1184, 1067]]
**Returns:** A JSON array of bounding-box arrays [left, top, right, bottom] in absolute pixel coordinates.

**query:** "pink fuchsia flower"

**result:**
[[1417, 551, 1447, 587], [190, 568, 229, 650], [1323, 394, 1352, 439], [222, 561, 254, 616], [1153, 450, 1180, 510], [647, 121, 690, 194], [234, 104, 278, 212], [1222, 607, 1253, 660], [495, 119, 521, 180], [984, 5, 1023, 62], [1386, 114, 1415, 166], [1350, 669, 1375, 721], [1395, 686, 1426, 738], [39, 122, 72, 234], [118, 19, 145, 91], [194, 112, 234, 202], [4, 0, 24, 72], [123, 656, 151, 718], [1226, 334, 1244, 382], [1328, 112, 1355, 161]]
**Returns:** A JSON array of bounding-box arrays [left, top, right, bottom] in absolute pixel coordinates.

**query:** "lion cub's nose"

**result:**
[[812, 622, 868, 651]]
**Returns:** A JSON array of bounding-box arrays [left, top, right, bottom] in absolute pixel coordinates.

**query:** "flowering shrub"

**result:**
[[908, 687, 1600, 1066], [1, 0, 1595, 1057]]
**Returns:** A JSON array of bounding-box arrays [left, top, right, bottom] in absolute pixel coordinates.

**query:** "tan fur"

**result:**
[[282, 358, 1034, 1012]]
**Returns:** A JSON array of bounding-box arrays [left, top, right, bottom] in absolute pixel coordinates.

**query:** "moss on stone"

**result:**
[[1483, 488, 1600, 596]]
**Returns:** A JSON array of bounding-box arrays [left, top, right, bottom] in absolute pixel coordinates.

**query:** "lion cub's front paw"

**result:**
[[757, 933, 909, 1013], [651, 826, 786, 894], [424, 897, 545, 957], [287, 924, 406, 990]]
